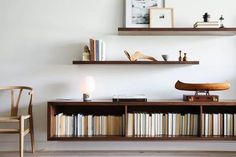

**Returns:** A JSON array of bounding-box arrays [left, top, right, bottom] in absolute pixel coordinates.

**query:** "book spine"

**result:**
[[96, 40, 99, 61], [89, 39, 95, 61]]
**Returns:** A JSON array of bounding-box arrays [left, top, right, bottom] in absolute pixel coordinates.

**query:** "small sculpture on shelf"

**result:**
[[161, 54, 168, 61], [124, 50, 157, 61], [183, 53, 187, 61], [219, 15, 225, 28], [178, 50, 183, 61], [82, 45, 90, 61], [203, 12, 210, 22]]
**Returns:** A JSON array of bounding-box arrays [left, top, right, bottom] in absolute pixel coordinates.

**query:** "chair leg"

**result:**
[[29, 116, 35, 153], [20, 116, 24, 157]]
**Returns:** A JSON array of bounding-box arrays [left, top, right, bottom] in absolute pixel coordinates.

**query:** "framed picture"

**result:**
[[125, 0, 165, 28], [150, 8, 174, 28]]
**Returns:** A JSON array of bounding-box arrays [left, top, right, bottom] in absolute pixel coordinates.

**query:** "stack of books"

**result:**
[[202, 113, 236, 136], [89, 39, 106, 61], [55, 113, 125, 137], [193, 21, 219, 28], [127, 113, 199, 137], [113, 94, 147, 102]]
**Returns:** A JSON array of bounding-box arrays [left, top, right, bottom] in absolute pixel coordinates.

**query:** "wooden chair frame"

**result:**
[[0, 86, 35, 157]]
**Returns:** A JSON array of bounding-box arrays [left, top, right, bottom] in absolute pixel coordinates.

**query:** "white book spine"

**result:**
[[187, 113, 191, 136], [142, 113, 145, 136], [69, 116, 73, 136], [172, 113, 176, 136], [159, 113, 163, 135], [134, 113, 137, 136], [138, 113, 140, 136], [224, 113, 227, 136], [88, 115, 92, 136], [65, 116, 69, 136], [154, 114, 158, 136], [148, 115, 151, 136], [168, 113, 172, 136], [77, 114, 80, 136], [101, 41, 106, 61], [81, 116, 84, 136], [99, 40, 102, 61], [205, 114, 209, 136], [213, 114, 218, 136], [181, 114, 184, 136], [151, 114, 155, 136]]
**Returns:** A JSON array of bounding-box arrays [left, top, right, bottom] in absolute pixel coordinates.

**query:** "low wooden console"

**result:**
[[48, 99, 236, 141]]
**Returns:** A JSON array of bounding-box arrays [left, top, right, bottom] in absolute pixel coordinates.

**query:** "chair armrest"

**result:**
[[20, 115, 31, 120]]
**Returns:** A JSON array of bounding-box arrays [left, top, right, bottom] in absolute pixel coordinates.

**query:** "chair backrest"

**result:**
[[0, 86, 33, 116]]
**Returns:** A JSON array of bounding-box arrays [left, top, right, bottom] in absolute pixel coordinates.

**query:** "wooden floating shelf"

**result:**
[[48, 135, 236, 141], [118, 27, 236, 36], [72, 61, 199, 65]]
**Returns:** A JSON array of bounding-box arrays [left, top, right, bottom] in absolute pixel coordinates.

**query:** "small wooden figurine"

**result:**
[[178, 50, 182, 61], [82, 45, 90, 61], [219, 15, 225, 28], [124, 50, 157, 61], [203, 12, 210, 22], [183, 53, 187, 61]]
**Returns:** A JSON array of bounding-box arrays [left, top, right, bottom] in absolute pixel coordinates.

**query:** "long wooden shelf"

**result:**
[[118, 28, 236, 36], [72, 61, 199, 65], [48, 135, 236, 141], [48, 99, 236, 141]]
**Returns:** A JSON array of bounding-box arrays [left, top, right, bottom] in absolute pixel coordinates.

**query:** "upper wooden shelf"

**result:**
[[118, 27, 236, 36], [72, 61, 199, 65]]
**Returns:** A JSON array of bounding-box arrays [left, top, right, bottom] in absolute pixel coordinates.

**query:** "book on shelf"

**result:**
[[112, 94, 147, 102], [193, 21, 219, 28], [55, 113, 125, 137], [89, 39, 106, 61], [202, 113, 235, 137], [127, 112, 199, 137]]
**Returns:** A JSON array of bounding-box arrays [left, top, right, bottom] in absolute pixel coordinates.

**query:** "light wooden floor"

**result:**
[[0, 151, 236, 157]]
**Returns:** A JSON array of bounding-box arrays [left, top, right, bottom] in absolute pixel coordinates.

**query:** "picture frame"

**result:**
[[125, 0, 165, 28], [150, 8, 174, 28]]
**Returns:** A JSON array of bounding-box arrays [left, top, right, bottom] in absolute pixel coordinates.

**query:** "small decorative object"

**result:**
[[125, 0, 165, 28], [178, 50, 182, 61], [161, 54, 168, 61], [203, 12, 210, 22], [219, 15, 225, 28], [175, 80, 230, 102], [183, 53, 187, 61], [80, 76, 95, 102], [124, 50, 158, 61], [82, 45, 90, 61], [113, 94, 147, 102], [150, 8, 174, 28]]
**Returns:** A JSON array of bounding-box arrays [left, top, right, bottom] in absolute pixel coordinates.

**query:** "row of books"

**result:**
[[55, 113, 125, 136], [202, 113, 236, 136], [193, 21, 219, 28], [127, 113, 198, 136], [89, 39, 106, 61]]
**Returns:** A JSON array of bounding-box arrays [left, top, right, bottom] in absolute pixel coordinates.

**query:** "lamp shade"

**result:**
[[80, 76, 95, 94]]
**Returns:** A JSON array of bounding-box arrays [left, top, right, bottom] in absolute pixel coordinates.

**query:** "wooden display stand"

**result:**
[[183, 95, 219, 102]]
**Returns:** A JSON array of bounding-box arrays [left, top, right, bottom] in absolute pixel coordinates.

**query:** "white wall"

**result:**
[[0, 0, 236, 151]]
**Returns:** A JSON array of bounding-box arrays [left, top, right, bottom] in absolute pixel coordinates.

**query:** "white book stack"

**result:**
[[193, 21, 219, 28]]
